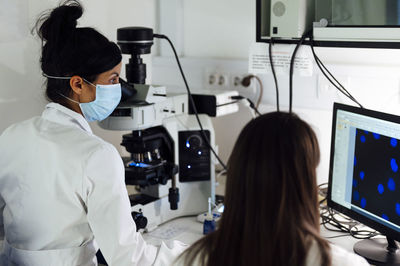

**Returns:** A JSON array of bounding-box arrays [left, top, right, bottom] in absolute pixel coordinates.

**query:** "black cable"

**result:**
[[247, 98, 262, 116], [318, 182, 328, 204], [309, 34, 364, 109], [231, 95, 262, 116], [318, 183, 378, 239], [269, 38, 280, 112], [153, 34, 227, 170], [312, 48, 359, 106], [319, 205, 379, 239], [316, 54, 363, 108], [325, 234, 352, 239], [241, 75, 264, 109], [289, 31, 311, 113]]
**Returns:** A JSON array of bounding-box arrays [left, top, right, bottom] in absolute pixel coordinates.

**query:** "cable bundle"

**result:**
[[318, 183, 379, 239]]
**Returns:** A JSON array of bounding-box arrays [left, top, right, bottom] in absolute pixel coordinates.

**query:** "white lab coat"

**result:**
[[0, 103, 159, 266]]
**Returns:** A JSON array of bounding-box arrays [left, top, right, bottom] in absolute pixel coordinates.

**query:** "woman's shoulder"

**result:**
[[153, 240, 189, 266], [172, 253, 202, 266], [329, 243, 369, 266], [306, 241, 369, 266], [170, 242, 206, 266]]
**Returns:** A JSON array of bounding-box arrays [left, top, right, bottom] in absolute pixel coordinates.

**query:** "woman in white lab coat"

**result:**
[[174, 112, 369, 266], [0, 1, 170, 265]]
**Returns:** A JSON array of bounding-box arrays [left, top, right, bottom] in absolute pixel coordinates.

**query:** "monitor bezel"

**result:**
[[327, 102, 400, 242]]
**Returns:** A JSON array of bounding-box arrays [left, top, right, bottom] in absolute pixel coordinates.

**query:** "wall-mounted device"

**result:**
[[258, 0, 315, 39], [270, 0, 315, 38]]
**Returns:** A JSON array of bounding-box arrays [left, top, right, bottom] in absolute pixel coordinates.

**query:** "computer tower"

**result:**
[[269, 0, 315, 39]]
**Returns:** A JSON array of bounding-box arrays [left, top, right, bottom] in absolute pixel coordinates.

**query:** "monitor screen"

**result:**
[[328, 103, 400, 264]]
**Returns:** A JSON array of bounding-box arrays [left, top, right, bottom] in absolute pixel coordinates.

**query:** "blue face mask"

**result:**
[[43, 74, 122, 122]]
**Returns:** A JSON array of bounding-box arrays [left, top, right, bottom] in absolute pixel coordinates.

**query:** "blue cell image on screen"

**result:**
[[353, 190, 360, 201], [388, 178, 396, 191], [378, 184, 384, 194], [373, 133, 380, 139], [396, 203, 400, 216], [391, 158, 398, 172], [391, 138, 398, 147], [352, 128, 400, 225], [360, 171, 365, 180]]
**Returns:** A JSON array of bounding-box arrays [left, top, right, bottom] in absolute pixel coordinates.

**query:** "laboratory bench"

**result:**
[[142, 216, 378, 265], [0, 216, 379, 265], [0, 171, 378, 265], [144, 215, 375, 252]]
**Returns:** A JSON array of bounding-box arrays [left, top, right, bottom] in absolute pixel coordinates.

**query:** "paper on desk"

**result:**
[[148, 224, 187, 240], [248, 42, 313, 77]]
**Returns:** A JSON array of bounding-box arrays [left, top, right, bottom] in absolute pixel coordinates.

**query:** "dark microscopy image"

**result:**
[[352, 129, 400, 225]]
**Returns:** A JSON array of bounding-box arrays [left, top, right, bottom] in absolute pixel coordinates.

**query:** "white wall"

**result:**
[[182, 0, 255, 58], [3, 0, 400, 185], [154, 47, 400, 184], [152, 1, 400, 185], [0, 0, 155, 155]]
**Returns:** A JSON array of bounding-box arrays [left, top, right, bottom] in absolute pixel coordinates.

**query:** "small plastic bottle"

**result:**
[[203, 198, 216, 234]]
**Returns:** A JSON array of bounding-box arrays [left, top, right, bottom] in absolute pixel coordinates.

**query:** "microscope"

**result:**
[[99, 27, 218, 231]]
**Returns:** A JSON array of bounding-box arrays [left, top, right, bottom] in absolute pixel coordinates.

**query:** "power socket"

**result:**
[[230, 73, 257, 100], [206, 71, 229, 89], [205, 70, 257, 99], [218, 74, 229, 86]]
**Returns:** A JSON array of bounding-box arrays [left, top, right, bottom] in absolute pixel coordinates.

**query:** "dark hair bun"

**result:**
[[34, 0, 122, 105], [37, 0, 83, 43]]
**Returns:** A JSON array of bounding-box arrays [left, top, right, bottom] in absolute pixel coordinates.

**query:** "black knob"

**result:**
[[168, 187, 180, 210], [132, 211, 148, 231], [187, 135, 202, 149]]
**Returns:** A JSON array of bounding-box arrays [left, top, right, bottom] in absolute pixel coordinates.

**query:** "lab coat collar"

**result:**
[[43, 103, 93, 134]]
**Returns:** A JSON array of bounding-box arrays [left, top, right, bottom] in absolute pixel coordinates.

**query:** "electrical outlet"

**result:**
[[204, 69, 257, 100], [218, 74, 229, 87], [208, 73, 217, 85], [231, 73, 257, 100], [205, 70, 229, 89], [233, 76, 242, 86]]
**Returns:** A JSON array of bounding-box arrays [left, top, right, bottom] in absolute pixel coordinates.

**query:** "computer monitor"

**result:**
[[328, 103, 400, 265]]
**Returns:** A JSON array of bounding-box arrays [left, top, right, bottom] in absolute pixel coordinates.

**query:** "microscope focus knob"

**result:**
[[186, 135, 202, 149], [132, 211, 148, 231]]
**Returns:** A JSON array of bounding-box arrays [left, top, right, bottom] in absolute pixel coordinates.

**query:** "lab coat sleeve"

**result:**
[[0, 194, 4, 240], [153, 240, 189, 266], [85, 143, 158, 266]]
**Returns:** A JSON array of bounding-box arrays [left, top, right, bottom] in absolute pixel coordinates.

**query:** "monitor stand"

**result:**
[[354, 237, 400, 265]]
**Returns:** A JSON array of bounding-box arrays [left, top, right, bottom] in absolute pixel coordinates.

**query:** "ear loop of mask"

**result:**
[[42, 73, 96, 104]]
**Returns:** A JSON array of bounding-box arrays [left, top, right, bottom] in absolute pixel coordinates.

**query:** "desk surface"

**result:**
[[0, 217, 374, 250], [142, 216, 203, 246], [142, 216, 380, 254], [0, 216, 380, 263]]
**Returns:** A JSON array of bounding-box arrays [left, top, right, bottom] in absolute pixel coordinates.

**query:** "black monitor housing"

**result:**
[[328, 103, 400, 265]]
